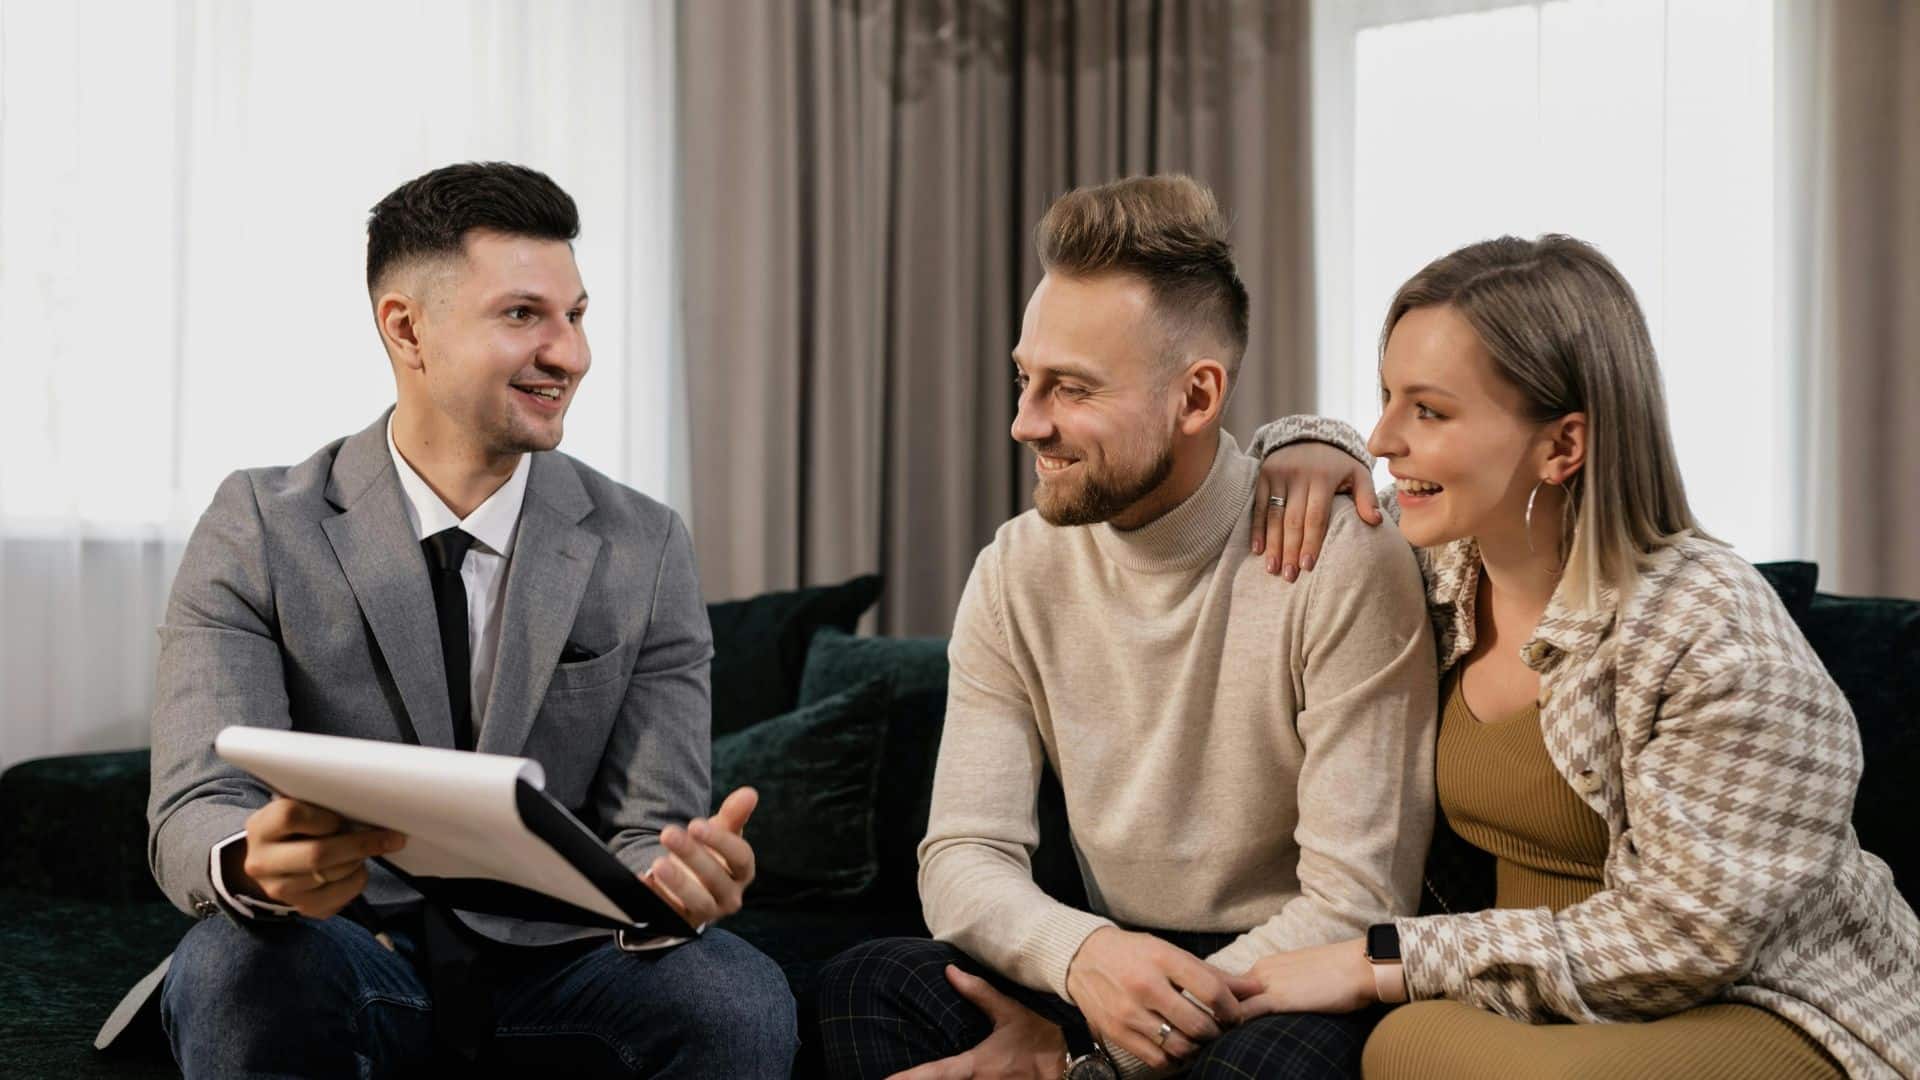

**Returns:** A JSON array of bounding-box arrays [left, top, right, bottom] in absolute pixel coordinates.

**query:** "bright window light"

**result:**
[[1317, 0, 1788, 561], [0, 0, 678, 535]]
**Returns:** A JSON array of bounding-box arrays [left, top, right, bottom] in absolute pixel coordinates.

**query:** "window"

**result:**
[[0, 0, 680, 768], [1312, 0, 1791, 561], [0, 0, 681, 535]]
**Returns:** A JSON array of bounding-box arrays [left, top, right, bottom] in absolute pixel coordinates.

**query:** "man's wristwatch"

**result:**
[[1365, 923, 1409, 1004], [1062, 1026, 1118, 1080]]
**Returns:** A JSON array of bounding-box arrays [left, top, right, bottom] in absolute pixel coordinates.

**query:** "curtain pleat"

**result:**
[[1806, 0, 1920, 599], [680, 0, 1315, 633]]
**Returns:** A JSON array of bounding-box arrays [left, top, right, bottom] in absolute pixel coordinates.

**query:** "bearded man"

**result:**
[[815, 176, 1437, 1080]]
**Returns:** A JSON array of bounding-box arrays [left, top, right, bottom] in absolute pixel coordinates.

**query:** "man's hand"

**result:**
[[230, 796, 406, 919], [1250, 441, 1379, 580], [642, 786, 759, 926], [887, 965, 1068, 1080], [1063, 927, 1260, 1071], [1236, 938, 1376, 1018]]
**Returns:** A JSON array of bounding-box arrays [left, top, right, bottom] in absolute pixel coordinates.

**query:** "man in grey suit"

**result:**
[[147, 162, 795, 1077]]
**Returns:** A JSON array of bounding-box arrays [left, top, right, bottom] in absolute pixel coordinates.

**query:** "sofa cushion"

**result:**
[[865, 687, 947, 910], [0, 749, 159, 905], [0, 889, 184, 1077], [1754, 560, 1819, 622], [711, 678, 892, 902], [797, 631, 955, 907], [706, 575, 884, 737], [812, 666, 1089, 914], [798, 629, 948, 705], [1799, 591, 1920, 895]]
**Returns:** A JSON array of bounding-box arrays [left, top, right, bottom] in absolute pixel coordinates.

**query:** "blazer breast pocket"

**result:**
[[528, 647, 630, 806], [545, 643, 630, 695]]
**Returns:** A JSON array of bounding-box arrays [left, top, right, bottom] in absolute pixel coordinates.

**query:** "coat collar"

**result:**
[[1424, 536, 1619, 674], [324, 409, 593, 524], [320, 410, 599, 755]]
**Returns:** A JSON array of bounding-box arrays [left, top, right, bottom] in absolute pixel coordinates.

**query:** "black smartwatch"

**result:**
[[1365, 922, 1408, 1004], [1365, 922, 1400, 962]]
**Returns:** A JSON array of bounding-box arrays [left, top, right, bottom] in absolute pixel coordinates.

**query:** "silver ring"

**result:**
[[1268, 495, 1286, 509], [1155, 1020, 1172, 1046]]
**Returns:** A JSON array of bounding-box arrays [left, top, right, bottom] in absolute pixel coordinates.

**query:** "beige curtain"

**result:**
[[679, 0, 1313, 633], [1800, 0, 1920, 600]]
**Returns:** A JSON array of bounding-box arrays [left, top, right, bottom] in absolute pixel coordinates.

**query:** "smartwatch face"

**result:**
[[1367, 923, 1401, 962]]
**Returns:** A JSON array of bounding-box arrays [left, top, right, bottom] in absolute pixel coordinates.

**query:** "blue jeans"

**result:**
[[160, 913, 797, 1079]]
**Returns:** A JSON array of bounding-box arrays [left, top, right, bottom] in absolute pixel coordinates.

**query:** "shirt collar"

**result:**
[[385, 414, 531, 557]]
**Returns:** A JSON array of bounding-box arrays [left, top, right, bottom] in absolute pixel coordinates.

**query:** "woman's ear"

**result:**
[[1545, 412, 1587, 483]]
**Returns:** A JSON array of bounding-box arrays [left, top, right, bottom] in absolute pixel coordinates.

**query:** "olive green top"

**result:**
[[1435, 669, 1609, 912], [1375, 671, 1846, 1080]]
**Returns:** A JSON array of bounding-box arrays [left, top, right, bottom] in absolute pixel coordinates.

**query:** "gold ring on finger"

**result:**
[[1155, 1020, 1172, 1047]]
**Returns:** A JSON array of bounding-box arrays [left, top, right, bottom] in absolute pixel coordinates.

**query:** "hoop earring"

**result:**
[[1525, 477, 1556, 557], [1559, 475, 1579, 567]]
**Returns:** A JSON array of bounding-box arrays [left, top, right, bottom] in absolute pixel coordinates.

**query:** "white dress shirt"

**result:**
[[211, 418, 531, 917], [383, 414, 531, 738]]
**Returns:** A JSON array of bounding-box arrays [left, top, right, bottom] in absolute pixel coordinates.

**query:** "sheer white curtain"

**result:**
[[1311, 0, 1795, 566], [0, 0, 683, 769]]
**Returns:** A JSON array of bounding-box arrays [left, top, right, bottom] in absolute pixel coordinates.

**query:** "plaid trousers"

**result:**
[[815, 936, 1377, 1079]]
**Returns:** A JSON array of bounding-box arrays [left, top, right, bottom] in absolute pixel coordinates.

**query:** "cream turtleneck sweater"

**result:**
[[918, 430, 1438, 999]]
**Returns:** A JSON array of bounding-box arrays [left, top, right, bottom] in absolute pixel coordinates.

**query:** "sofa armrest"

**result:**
[[0, 749, 163, 905]]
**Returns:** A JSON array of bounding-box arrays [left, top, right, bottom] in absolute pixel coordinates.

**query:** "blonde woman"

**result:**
[[1236, 235, 1919, 1078]]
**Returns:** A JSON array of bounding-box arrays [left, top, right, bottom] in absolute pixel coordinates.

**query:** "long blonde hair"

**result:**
[[1382, 235, 1711, 606]]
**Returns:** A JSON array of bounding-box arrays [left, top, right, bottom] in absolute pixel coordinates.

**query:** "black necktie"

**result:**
[[423, 528, 477, 752], [417, 528, 496, 1058]]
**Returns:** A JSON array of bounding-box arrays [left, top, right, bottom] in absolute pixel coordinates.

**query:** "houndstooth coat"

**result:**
[[1252, 417, 1920, 1079]]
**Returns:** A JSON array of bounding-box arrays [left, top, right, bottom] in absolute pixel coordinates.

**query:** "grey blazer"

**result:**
[[146, 410, 714, 948]]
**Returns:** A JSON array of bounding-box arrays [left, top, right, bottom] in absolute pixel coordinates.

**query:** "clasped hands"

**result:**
[[890, 928, 1379, 1080], [229, 786, 761, 928], [1062, 926, 1259, 1073]]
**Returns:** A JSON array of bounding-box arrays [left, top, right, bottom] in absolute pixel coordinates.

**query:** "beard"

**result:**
[[1030, 432, 1176, 526]]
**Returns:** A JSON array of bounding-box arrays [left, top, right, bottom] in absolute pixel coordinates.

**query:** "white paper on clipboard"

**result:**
[[214, 726, 632, 925]]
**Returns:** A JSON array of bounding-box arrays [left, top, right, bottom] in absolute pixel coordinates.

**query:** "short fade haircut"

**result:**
[[1035, 174, 1250, 380], [365, 161, 579, 294]]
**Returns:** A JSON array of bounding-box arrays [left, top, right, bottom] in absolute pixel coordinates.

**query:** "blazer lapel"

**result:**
[[320, 412, 457, 749], [478, 451, 601, 759]]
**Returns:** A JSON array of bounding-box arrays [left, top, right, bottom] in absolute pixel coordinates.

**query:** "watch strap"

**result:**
[[1371, 959, 1409, 1004], [1060, 1019, 1098, 1059]]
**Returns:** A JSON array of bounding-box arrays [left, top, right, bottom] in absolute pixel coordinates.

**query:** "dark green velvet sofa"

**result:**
[[1, 564, 1913, 1077]]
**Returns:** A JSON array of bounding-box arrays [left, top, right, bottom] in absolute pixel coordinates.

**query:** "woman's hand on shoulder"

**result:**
[[1251, 443, 1380, 581]]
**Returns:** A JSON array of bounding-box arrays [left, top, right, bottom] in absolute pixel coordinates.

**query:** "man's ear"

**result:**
[[376, 290, 428, 372], [1176, 357, 1229, 436], [1544, 411, 1587, 484]]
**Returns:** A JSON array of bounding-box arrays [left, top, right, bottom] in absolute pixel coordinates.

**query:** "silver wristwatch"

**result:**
[[1063, 1044, 1119, 1080]]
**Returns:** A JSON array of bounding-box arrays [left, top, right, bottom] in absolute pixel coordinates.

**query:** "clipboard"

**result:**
[[214, 726, 697, 939]]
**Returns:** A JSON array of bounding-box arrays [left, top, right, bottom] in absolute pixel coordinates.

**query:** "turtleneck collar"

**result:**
[[1090, 429, 1253, 574]]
